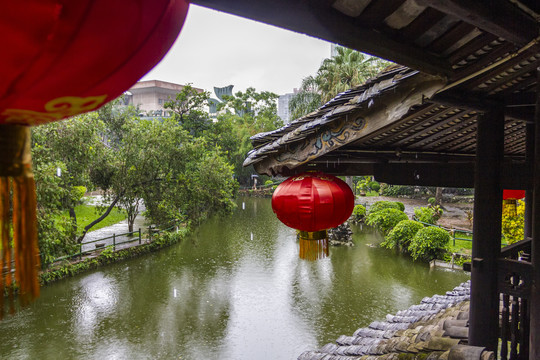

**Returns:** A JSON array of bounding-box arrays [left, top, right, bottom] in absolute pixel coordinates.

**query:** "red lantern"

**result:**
[[272, 172, 354, 260], [0, 0, 189, 313], [503, 189, 525, 217]]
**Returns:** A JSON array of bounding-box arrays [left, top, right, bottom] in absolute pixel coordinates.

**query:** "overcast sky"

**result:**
[[142, 4, 332, 96]]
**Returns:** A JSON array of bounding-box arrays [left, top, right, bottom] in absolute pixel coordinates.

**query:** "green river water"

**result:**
[[0, 197, 469, 360]]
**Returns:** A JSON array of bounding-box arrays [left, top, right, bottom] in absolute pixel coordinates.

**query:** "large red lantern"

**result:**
[[0, 0, 189, 313], [503, 189, 526, 217], [272, 172, 354, 260]]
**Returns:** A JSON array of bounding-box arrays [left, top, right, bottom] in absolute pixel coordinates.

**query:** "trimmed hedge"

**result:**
[[382, 220, 424, 250], [408, 226, 450, 261], [366, 208, 408, 235]]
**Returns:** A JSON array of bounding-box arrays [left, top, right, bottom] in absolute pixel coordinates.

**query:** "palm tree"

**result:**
[[289, 46, 389, 120]]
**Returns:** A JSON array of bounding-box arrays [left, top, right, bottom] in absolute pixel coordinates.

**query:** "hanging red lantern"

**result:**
[[0, 0, 189, 313], [502, 189, 526, 217], [272, 172, 354, 260]]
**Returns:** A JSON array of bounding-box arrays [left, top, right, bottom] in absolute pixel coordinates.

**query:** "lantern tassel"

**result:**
[[0, 125, 40, 317], [299, 230, 329, 261]]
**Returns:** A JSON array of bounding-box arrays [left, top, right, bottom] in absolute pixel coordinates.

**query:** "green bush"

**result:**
[[352, 204, 366, 222], [414, 207, 437, 225], [396, 202, 405, 211], [369, 181, 380, 192], [380, 184, 414, 196], [368, 201, 402, 214], [264, 180, 274, 187], [366, 208, 408, 235], [428, 197, 436, 206], [382, 220, 424, 250], [408, 226, 450, 261]]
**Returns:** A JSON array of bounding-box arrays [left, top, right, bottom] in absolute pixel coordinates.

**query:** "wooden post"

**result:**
[[525, 122, 534, 238], [139, 228, 142, 245], [469, 107, 504, 351], [530, 68, 540, 360]]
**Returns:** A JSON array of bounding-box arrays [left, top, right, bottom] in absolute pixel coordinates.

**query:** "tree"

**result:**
[[164, 84, 212, 137], [211, 88, 283, 185], [32, 113, 106, 236], [289, 46, 389, 119]]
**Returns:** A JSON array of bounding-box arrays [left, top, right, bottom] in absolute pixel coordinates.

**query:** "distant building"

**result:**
[[278, 92, 296, 124], [126, 80, 204, 116], [209, 85, 234, 118]]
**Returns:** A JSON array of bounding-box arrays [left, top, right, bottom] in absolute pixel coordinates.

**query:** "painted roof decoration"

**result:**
[[298, 280, 495, 360]]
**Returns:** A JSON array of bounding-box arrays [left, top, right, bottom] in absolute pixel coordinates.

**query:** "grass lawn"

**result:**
[[63, 205, 127, 233], [447, 231, 507, 256]]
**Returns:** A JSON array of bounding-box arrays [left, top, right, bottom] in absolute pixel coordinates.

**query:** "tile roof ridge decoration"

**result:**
[[297, 280, 496, 360], [243, 66, 446, 176]]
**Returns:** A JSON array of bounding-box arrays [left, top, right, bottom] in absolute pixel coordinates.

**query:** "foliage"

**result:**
[[428, 197, 436, 206], [264, 180, 274, 187], [408, 227, 450, 261], [210, 88, 283, 185], [501, 200, 525, 244], [289, 46, 389, 120], [414, 207, 438, 225], [163, 83, 213, 137], [365, 208, 408, 235], [352, 204, 366, 222], [380, 184, 415, 197], [368, 201, 403, 214], [382, 220, 424, 250], [369, 181, 380, 192]]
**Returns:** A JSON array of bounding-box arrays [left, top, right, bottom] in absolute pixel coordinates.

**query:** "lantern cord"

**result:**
[[0, 125, 40, 318]]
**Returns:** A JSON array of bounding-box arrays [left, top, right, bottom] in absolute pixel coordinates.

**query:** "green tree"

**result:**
[[289, 46, 389, 119], [164, 84, 212, 137]]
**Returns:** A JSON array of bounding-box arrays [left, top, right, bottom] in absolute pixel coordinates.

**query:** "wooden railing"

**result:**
[[498, 237, 531, 360]]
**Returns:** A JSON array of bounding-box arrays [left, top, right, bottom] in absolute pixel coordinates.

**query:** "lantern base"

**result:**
[[298, 230, 327, 240]]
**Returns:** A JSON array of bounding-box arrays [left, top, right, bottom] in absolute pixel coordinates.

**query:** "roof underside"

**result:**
[[193, 0, 540, 180]]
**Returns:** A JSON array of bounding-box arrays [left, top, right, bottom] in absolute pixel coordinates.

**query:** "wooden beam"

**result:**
[[191, 0, 454, 76], [417, 0, 537, 47], [469, 107, 505, 351], [372, 162, 531, 188]]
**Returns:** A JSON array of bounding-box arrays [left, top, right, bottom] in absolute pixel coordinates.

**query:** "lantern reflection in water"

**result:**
[[272, 172, 354, 261]]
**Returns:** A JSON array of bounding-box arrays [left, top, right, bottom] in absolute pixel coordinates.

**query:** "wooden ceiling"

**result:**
[[192, 0, 540, 183]]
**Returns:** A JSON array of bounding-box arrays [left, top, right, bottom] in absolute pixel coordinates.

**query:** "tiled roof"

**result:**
[[298, 281, 495, 360]]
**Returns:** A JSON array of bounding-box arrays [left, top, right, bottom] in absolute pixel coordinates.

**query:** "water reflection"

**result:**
[[0, 197, 469, 360]]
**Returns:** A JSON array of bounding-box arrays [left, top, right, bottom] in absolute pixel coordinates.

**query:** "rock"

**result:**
[[328, 221, 354, 246]]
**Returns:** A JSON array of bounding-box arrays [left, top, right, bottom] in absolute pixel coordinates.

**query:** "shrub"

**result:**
[[501, 200, 525, 244], [380, 184, 414, 196], [395, 202, 405, 211], [352, 204, 366, 222], [369, 181, 380, 192], [428, 197, 436, 206], [368, 201, 402, 214], [382, 220, 424, 250], [366, 208, 408, 235], [408, 226, 450, 261], [414, 207, 437, 225], [264, 180, 274, 187]]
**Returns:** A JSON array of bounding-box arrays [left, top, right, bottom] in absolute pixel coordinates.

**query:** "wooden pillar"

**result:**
[[469, 107, 504, 351], [530, 68, 540, 360], [525, 122, 534, 238]]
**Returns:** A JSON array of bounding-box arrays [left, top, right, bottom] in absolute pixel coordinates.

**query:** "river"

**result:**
[[0, 197, 469, 360]]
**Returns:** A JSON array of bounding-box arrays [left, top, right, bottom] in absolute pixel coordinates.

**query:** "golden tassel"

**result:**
[[0, 125, 40, 317], [298, 230, 329, 261]]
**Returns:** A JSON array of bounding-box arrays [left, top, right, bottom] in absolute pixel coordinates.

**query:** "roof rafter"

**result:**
[[417, 0, 538, 47]]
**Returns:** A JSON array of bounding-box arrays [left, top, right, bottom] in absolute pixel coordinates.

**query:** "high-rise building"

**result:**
[[278, 92, 296, 124]]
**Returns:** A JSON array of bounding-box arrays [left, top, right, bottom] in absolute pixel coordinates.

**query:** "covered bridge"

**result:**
[[192, 0, 539, 358]]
